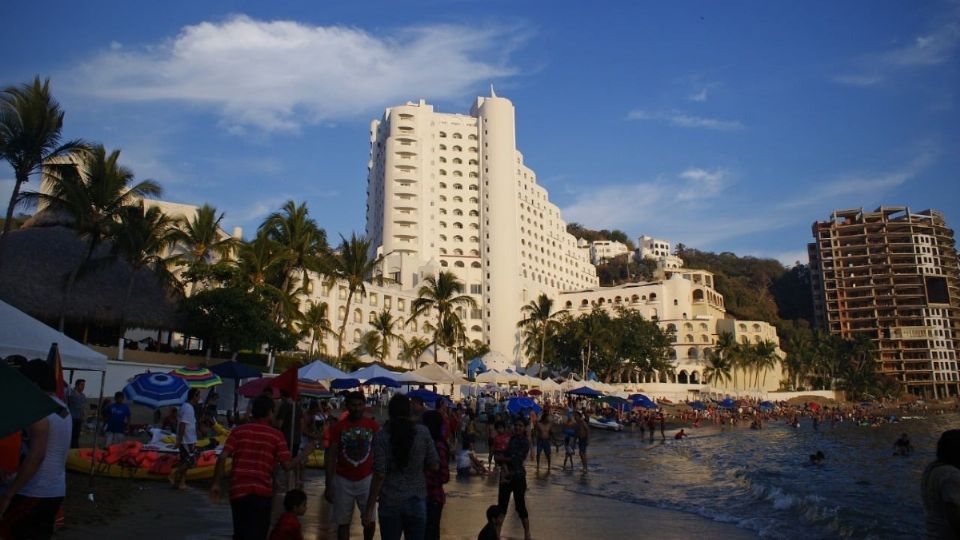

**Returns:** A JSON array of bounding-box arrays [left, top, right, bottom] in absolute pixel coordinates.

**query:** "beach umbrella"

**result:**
[[507, 397, 542, 416], [629, 394, 658, 410], [210, 360, 262, 380], [567, 386, 603, 397], [209, 360, 261, 416], [298, 359, 348, 381], [124, 372, 190, 408], [406, 388, 454, 408], [362, 376, 400, 388], [170, 366, 222, 388], [717, 398, 736, 409], [0, 360, 63, 438], [689, 401, 707, 411], [600, 395, 631, 410], [298, 379, 331, 399], [759, 401, 775, 411], [239, 377, 279, 398], [331, 378, 360, 390]]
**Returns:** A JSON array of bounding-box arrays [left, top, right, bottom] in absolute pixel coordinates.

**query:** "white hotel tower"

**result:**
[[365, 91, 599, 362]]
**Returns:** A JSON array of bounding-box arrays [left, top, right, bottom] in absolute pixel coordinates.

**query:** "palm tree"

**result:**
[[410, 271, 477, 371], [785, 333, 814, 390], [234, 231, 290, 291], [713, 331, 737, 388], [575, 308, 610, 380], [370, 309, 405, 364], [517, 293, 562, 379], [22, 144, 161, 330], [300, 300, 332, 356], [703, 350, 733, 387], [260, 201, 326, 323], [753, 340, 779, 388], [399, 336, 430, 370], [110, 204, 179, 335], [322, 233, 386, 363], [169, 203, 237, 291], [0, 77, 88, 240]]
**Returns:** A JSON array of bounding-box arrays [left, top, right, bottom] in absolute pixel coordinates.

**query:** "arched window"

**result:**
[[469, 197, 478, 203], [453, 209, 463, 216], [678, 371, 689, 384], [667, 324, 678, 333], [439, 195, 447, 202], [470, 236, 479, 243], [673, 299, 679, 306], [631, 295, 639, 303], [471, 262, 481, 268], [454, 261, 465, 267], [452, 158, 462, 164], [649, 293, 657, 301], [701, 334, 710, 343], [685, 334, 694, 343], [439, 208, 447, 215], [453, 222, 463, 229], [452, 133, 462, 139], [453, 183, 463, 190], [338, 306, 346, 320], [439, 131, 447, 138], [468, 183, 478, 189], [353, 309, 362, 322], [470, 249, 480, 256], [409, 320, 418, 332], [369, 311, 376, 323], [692, 289, 705, 302], [440, 261, 448, 267], [614, 296, 622, 304], [439, 171, 447, 177], [565, 301, 573, 309], [453, 171, 463, 177], [469, 210, 479, 216], [581, 299, 589, 307], [453, 196, 463, 202], [469, 159, 478, 165], [684, 323, 693, 331], [439, 248, 448, 254], [439, 144, 447, 150], [353, 329, 361, 342], [688, 347, 699, 359], [439, 221, 447, 228], [439, 234, 447, 241], [453, 145, 462, 152]]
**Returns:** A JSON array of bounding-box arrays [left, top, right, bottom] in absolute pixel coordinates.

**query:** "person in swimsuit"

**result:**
[[535, 414, 552, 471]]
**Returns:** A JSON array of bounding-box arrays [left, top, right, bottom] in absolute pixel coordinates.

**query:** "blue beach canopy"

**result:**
[[759, 401, 775, 411], [629, 394, 658, 409], [717, 398, 736, 409], [406, 388, 453, 408], [331, 378, 360, 390], [566, 386, 603, 397], [689, 401, 707, 411], [362, 376, 400, 388], [507, 396, 542, 415], [124, 372, 189, 409]]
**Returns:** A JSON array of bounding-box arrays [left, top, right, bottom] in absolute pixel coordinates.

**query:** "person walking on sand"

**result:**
[[423, 411, 450, 540], [535, 413, 552, 471], [0, 360, 71, 540], [325, 391, 379, 540], [170, 388, 201, 489], [65, 378, 86, 449], [495, 417, 532, 540], [574, 411, 589, 473], [363, 394, 439, 540], [210, 395, 297, 540], [922, 429, 960, 539]]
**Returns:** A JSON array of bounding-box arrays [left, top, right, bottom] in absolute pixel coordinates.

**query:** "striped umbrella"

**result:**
[[298, 379, 331, 399], [124, 372, 190, 409], [170, 365, 222, 388]]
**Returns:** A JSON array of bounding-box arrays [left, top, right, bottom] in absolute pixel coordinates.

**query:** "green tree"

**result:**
[[181, 286, 293, 359], [0, 77, 88, 240], [110, 204, 180, 336], [23, 145, 161, 331], [752, 340, 780, 388], [300, 300, 332, 356], [704, 349, 733, 387], [575, 308, 611, 379], [322, 233, 385, 363], [169, 203, 237, 292], [370, 309, 405, 364], [399, 336, 430, 370], [260, 201, 326, 324], [517, 293, 562, 379], [410, 270, 478, 371]]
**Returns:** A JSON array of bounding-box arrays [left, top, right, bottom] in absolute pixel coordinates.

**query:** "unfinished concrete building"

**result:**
[[808, 207, 960, 398]]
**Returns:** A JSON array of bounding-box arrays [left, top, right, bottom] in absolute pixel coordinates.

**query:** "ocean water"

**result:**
[[552, 413, 958, 539]]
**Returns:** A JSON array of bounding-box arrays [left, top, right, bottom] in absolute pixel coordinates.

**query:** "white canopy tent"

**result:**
[[0, 299, 107, 371]]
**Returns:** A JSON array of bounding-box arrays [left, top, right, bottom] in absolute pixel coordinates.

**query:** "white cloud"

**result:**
[[560, 167, 755, 247], [835, 10, 959, 86], [69, 15, 521, 132], [778, 151, 934, 210], [627, 109, 744, 131], [687, 81, 720, 102]]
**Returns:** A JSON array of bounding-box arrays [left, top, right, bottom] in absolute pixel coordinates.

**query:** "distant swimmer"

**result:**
[[809, 450, 825, 465], [674, 429, 687, 440], [894, 433, 913, 456]]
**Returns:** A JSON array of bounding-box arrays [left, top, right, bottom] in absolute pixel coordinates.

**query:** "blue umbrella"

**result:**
[[124, 372, 189, 409], [210, 360, 262, 380], [689, 401, 707, 411], [717, 398, 736, 409], [331, 378, 360, 390], [566, 386, 603, 397], [362, 376, 400, 388], [759, 401, 775, 411], [507, 397, 542, 416], [630, 394, 658, 410], [406, 389, 453, 409]]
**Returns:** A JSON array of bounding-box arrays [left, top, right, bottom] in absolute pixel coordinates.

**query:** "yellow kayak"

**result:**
[[66, 448, 223, 481]]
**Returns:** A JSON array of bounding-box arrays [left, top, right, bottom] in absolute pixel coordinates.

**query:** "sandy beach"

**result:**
[[57, 464, 755, 540]]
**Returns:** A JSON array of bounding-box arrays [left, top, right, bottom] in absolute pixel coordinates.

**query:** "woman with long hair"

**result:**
[[422, 410, 450, 540], [364, 394, 439, 540]]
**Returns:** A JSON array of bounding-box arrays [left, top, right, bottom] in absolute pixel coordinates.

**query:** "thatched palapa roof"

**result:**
[[0, 225, 184, 330]]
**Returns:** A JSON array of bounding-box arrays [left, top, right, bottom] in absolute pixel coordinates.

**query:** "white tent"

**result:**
[[0, 300, 107, 371], [412, 363, 469, 385], [349, 364, 400, 381], [394, 371, 436, 384], [299, 359, 348, 381]]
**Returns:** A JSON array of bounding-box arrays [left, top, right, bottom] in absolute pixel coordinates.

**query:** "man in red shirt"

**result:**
[[211, 395, 295, 540], [324, 391, 379, 540]]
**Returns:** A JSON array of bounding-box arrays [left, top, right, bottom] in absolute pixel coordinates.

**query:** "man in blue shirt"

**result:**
[[105, 392, 131, 446]]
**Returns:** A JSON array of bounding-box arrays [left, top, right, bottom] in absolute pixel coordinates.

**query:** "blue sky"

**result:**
[[2, 1, 957, 266]]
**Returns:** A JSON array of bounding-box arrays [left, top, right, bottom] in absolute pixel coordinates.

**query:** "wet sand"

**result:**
[[59, 465, 754, 539]]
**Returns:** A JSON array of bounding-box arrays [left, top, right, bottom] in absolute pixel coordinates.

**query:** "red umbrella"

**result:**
[[808, 402, 821, 411], [528, 389, 543, 396], [239, 377, 279, 398]]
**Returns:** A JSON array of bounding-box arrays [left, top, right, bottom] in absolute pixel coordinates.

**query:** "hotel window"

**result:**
[[453, 145, 462, 152], [339, 287, 348, 300], [439, 131, 447, 138], [338, 306, 346, 320], [353, 309, 362, 323], [397, 299, 405, 312], [454, 235, 464, 242], [353, 329, 361, 342], [384, 296, 392, 309], [370, 293, 378, 306], [453, 158, 462, 164], [439, 144, 446, 150], [452, 133, 462, 139], [369, 311, 376, 323]]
